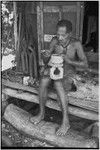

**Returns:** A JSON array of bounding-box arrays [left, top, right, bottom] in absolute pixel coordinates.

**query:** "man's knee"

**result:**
[[40, 77, 50, 89], [54, 80, 63, 89]]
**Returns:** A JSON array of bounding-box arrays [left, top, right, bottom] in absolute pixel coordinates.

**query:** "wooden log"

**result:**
[[84, 122, 99, 138], [91, 122, 99, 138], [4, 104, 98, 148], [2, 79, 98, 112], [2, 88, 98, 121]]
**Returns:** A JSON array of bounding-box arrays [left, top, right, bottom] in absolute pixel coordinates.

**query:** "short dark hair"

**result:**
[[56, 19, 72, 33]]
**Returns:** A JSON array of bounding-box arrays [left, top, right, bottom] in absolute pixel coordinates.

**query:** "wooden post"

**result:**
[[40, 2, 44, 50], [79, 2, 84, 42], [16, 12, 22, 72], [76, 2, 81, 39], [4, 104, 98, 148], [37, 4, 41, 66], [37, 2, 44, 66], [13, 2, 17, 52]]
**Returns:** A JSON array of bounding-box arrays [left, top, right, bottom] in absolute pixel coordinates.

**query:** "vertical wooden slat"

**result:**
[[40, 2, 44, 50], [37, 4, 41, 66], [59, 6, 63, 20], [13, 2, 17, 51], [76, 2, 81, 39], [37, 2, 44, 66], [16, 12, 22, 71], [79, 2, 84, 42]]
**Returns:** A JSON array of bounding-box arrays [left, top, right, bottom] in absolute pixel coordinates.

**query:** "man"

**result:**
[[30, 20, 88, 136]]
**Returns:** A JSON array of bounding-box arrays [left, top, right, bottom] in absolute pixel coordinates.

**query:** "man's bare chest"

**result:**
[[54, 43, 76, 60], [67, 44, 76, 60]]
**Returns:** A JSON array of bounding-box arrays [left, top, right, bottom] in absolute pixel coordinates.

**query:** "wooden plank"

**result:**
[[4, 104, 98, 148], [2, 79, 98, 112], [76, 2, 81, 39], [37, 5, 42, 66], [2, 88, 98, 121], [43, 5, 77, 13]]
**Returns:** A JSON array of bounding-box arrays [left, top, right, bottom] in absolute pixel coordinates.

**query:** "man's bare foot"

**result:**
[[56, 124, 70, 136], [30, 114, 44, 125]]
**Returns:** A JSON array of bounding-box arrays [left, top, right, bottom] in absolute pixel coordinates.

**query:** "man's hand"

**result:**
[[41, 50, 51, 57]]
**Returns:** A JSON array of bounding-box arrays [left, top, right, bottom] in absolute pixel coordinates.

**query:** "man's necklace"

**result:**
[[60, 39, 71, 49]]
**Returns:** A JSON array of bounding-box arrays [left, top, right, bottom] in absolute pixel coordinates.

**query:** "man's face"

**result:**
[[57, 26, 70, 44]]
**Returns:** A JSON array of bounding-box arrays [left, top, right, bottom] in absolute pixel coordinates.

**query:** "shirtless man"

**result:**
[[30, 20, 88, 136]]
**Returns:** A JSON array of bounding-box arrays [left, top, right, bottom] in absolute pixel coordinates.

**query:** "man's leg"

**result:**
[[54, 80, 70, 136], [30, 77, 51, 124]]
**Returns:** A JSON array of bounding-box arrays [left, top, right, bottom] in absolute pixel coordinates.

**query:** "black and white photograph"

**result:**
[[1, 1, 99, 148]]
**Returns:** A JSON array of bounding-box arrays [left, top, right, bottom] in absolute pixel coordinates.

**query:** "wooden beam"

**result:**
[[2, 88, 98, 121], [2, 79, 98, 112], [43, 5, 77, 13], [4, 104, 98, 148]]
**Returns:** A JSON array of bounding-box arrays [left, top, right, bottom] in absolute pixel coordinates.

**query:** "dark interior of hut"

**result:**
[[83, 1, 98, 52]]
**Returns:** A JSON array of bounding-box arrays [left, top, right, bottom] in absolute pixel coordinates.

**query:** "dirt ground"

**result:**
[[2, 97, 96, 148]]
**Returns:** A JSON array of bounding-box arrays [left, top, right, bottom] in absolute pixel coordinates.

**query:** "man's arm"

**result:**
[[65, 41, 88, 68]]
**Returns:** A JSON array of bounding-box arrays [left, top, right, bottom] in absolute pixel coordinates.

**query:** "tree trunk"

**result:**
[[4, 104, 98, 148]]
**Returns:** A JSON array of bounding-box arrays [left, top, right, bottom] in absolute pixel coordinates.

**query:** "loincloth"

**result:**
[[40, 65, 75, 92]]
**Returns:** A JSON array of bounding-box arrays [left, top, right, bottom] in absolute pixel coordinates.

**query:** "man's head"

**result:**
[[56, 20, 72, 43]]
